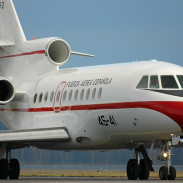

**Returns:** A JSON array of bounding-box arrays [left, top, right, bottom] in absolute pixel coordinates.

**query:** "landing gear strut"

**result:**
[[0, 146, 20, 180], [127, 145, 154, 180], [159, 141, 176, 180]]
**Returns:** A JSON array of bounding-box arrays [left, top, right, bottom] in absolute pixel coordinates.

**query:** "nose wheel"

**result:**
[[159, 165, 176, 180], [159, 166, 168, 180]]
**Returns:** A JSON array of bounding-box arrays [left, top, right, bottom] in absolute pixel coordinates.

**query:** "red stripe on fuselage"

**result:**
[[1, 101, 183, 130], [0, 50, 45, 59]]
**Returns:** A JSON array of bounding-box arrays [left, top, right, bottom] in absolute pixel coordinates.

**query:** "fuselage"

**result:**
[[0, 60, 183, 150]]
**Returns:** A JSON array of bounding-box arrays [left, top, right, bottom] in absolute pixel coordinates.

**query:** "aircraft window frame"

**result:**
[[149, 75, 159, 89], [80, 89, 84, 100], [50, 91, 54, 102], [33, 93, 37, 103], [177, 75, 183, 88], [74, 89, 79, 100], [86, 88, 90, 100], [98, 87, 102, 98], [92, 88, 96, 99], [44, 92, 48, 102], [56, 91, 61, 102], [68, 90, 73, 101], [136, 76, 148, 89], [63, 90, 67, 101], [39, 93, 43, 103], [161, 75, 179, 89]]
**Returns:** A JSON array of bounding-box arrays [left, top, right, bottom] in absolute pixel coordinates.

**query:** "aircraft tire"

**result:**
[[168, 166, 176, 180], [159, 166, 168, 180], [127, 159, 139, 180], [138, 159, 150, 180], [0, 159, 8, 179], [9, 159, 20, 180]]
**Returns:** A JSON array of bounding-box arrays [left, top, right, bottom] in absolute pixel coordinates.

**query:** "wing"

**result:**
[[0, 127, 70, 142]]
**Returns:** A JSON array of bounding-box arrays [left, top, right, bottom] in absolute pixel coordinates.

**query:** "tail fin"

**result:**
[[0, 0, 26, 45]]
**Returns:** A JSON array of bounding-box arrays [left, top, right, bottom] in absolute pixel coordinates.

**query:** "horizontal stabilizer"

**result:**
[[0, 127, 70, 142], [0, 40, 14, 47], [71, 51, 95, 57]]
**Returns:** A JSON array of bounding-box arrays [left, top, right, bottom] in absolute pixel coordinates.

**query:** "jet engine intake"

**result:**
[[46, 38, 71, 66], [0, 78, 15, 105]]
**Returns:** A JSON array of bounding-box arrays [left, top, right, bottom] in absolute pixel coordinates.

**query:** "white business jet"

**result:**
[[0, 0, 183, 180]]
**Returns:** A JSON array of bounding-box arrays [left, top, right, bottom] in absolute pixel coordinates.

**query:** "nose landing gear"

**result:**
[[126, 141, 177, 180], [159, 141, 176, 180]]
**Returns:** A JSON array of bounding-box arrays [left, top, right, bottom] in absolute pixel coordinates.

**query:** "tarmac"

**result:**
[[1, 177, 183, 183]]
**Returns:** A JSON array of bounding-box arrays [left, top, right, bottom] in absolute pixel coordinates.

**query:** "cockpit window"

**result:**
[[177, 75, 183, 88], [136, 76, 148, 88], [161, 75, 178, 89], [150, 75, 159, 88]]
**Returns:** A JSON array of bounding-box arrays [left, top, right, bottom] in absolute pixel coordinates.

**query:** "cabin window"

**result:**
[[74, 89, 79, 100], [33, 93, 37, 103], [149, 75, 159, 89], [68, 90, 73, 101], [63, 90, 67, 101], [39, 93, 43, 103], [44, 92, 48, 102], [56, 91, 60, 102], [50, 91, 54, 102], [80, 89, 84, 100], [86, 89, 90, 100], [98, 87, 102, 98], [161, 75, 178, 89], [92, 88, 96, 99], [136, 76, 148, 89], [177, 75, 183, 88]]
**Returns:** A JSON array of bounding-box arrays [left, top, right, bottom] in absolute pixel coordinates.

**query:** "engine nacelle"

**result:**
[[45, 38, 71, 66], [24, 37, 71, 67], [0, 78, 15, 105]]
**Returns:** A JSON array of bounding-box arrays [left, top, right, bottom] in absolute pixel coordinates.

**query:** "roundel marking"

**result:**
[[53, 81, 67, 113]]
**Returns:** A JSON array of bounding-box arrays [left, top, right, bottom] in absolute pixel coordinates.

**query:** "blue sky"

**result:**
[[14, 0, 183, 68]]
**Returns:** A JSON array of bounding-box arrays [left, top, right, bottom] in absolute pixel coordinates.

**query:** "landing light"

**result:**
[[163, 152, 168, 158]]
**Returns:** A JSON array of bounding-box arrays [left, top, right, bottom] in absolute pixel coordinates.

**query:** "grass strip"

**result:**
[[20, 169, 183, 178]]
